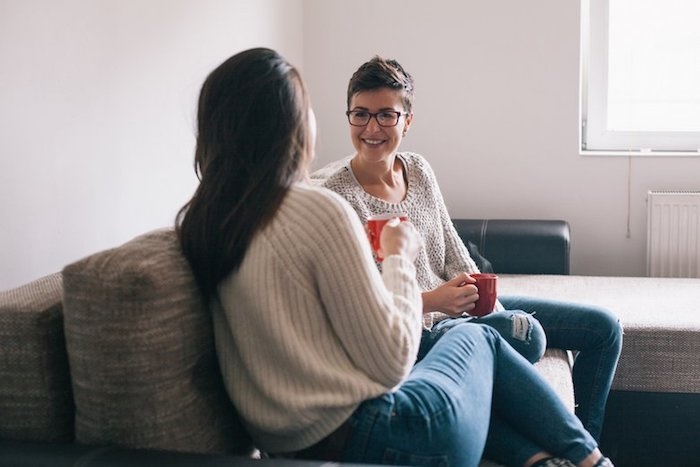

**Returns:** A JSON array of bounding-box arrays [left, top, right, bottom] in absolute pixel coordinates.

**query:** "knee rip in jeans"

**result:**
[[510, 314, 533, 342]]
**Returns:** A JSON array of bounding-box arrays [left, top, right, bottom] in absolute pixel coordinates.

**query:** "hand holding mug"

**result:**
[[423, 273, 479, 317], [366, 213, 418, 261]]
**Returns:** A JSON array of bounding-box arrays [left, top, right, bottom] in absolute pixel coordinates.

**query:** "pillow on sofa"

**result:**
[[62, 228, 253, 455], [0, 272, 74, 442]]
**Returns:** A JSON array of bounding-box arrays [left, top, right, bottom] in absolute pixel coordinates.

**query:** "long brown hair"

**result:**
[[176, 48, 312, 298]]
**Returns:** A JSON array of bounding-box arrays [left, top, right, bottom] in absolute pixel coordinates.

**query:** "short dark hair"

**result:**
[[347, 56, 414, 113], [176, 48, 312, 298]]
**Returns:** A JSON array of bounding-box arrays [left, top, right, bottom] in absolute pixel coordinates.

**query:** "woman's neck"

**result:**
[[350, 154, 407, 204]]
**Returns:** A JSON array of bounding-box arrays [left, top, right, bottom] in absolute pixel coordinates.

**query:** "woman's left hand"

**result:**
[[421, 272, 478, 317]]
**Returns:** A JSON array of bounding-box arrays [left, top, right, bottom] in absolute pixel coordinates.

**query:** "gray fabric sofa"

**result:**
[[2, 218, 695, 466], [0, 219, 573, 466]]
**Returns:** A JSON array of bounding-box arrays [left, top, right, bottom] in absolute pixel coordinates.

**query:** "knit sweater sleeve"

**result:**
[[306, 188, 424, 384], [416, 155, 480, 278]]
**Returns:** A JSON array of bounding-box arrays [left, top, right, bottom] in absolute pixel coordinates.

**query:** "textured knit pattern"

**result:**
[[214, 183, 423, 454], [315, 152, 480, 292], [314, 152, 490, 325]]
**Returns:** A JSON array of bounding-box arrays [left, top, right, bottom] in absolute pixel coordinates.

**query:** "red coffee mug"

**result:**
[[366, 213, 409, 261], [470, 273, 498, 317]]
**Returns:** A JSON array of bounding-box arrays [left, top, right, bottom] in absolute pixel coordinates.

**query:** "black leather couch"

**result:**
[[0, 219, 571, 467], [452, 219, 570, 275]]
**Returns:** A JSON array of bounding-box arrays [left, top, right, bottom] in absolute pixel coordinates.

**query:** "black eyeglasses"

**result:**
[[346, 110, 407, 127]]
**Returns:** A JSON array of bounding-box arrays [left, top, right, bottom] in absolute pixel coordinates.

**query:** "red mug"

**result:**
[[366, 213, 409, 261], [469, 273, 498, 317]]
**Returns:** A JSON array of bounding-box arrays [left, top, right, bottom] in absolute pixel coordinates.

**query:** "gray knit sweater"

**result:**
[[313, 152, 480, 292], [214, 183, 423, 454]]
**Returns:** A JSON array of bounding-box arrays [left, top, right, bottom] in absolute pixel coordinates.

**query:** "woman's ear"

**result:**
[[402, 112, 413, 137]]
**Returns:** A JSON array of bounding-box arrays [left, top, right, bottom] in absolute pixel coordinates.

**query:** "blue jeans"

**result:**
[[418, 310, 547, 365], [499, 295, 623, 442], [341, 323, 598, 466]]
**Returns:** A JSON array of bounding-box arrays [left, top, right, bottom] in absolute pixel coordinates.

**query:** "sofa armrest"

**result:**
[[0, 272, 74, 443], [452, 219, 570, 275]]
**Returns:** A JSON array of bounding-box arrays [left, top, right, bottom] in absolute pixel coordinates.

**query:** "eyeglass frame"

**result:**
[[345, 109, 409, 127]]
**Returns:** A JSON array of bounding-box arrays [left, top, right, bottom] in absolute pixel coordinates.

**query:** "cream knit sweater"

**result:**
[[213, 183, 423, 454]]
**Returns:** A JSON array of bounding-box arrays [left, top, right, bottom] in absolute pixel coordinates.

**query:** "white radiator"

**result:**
[[646, 191, 700, 278]]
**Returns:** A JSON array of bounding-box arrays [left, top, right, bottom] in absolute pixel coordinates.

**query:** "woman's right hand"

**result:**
[[379, 218, 422, 262]]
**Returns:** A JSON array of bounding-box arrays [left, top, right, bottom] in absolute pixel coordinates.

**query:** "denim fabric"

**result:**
[[417, 310, 547, 364], [341, 323, 598, 467], [499, 295, 623, 442]]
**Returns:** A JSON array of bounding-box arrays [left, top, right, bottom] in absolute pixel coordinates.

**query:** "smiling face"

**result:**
[[349, 87, 412, 164]]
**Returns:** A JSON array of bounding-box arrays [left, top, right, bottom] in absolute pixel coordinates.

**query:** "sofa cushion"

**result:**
[[62, 228, 253, 455], [498, 274, 700, 394], [533, 349, 575, 411], [0, 272, 74, 442]]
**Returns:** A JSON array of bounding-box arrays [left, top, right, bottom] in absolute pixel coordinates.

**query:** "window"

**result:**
[[580, 0, 700, 155]]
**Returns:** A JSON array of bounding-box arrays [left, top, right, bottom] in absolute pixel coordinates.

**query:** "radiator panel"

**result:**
[[646, 191, 700, 278]]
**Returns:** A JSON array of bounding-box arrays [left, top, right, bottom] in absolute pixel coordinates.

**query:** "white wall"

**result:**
[[3, 0, 699, 291], [1, 0, 303, 290], [303, 0, 700, 277]]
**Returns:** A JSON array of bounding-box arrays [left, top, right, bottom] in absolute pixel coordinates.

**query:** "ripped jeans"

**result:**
[[414, 311, 553, 466], [417, 310, 547, 365], [415, 298, 621, 466], [499, 296, 623, 442]]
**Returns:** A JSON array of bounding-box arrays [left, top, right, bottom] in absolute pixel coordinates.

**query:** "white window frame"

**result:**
[[580, 0, 700, 156]]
